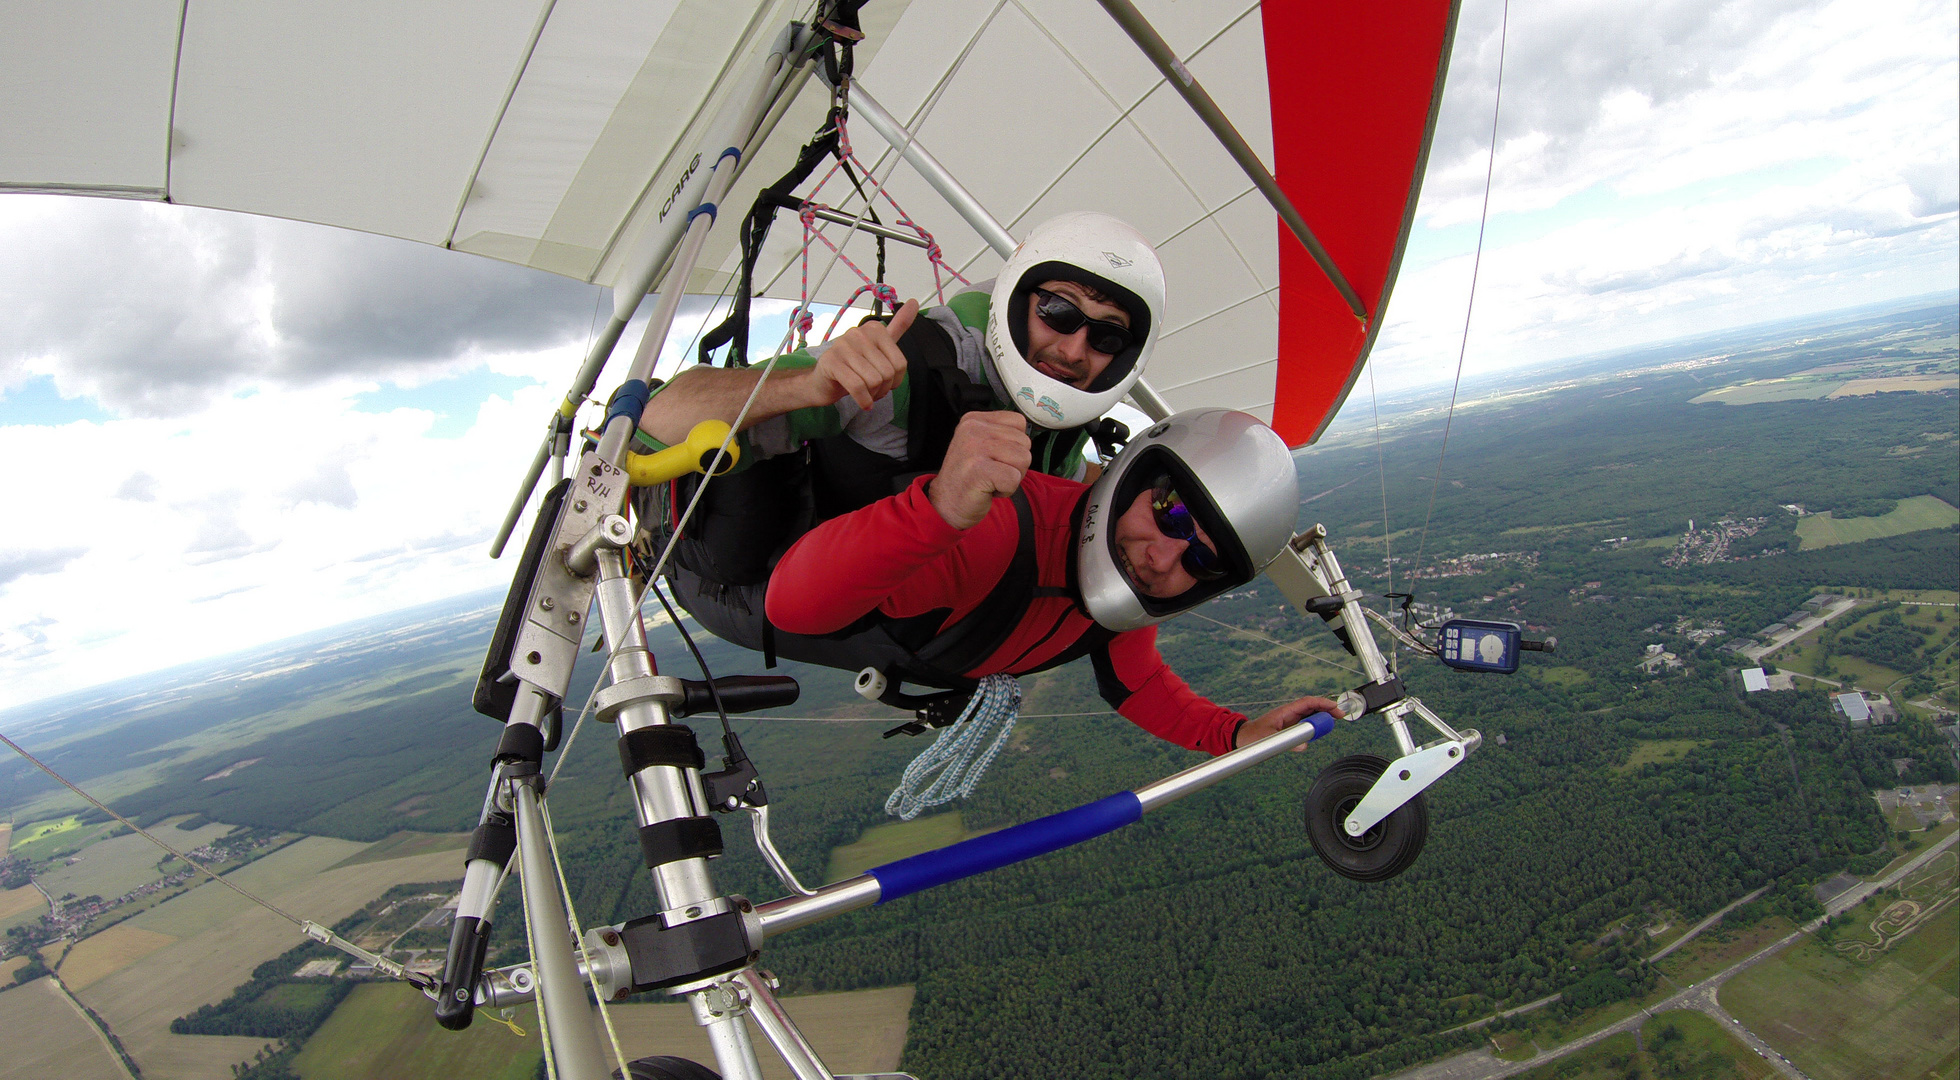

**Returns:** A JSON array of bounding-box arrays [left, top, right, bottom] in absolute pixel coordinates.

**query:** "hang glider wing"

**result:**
[[0, 0, 1456, 446]]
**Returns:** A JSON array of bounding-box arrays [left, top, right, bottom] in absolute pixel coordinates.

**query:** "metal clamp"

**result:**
[[594, 674, 687, 723]]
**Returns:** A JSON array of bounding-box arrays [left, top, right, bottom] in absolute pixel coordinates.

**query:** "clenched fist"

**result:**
[[929, 411, 1033, 530]]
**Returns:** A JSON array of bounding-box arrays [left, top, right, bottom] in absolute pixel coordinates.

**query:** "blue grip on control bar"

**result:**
[[869, 792, 1144, 903]]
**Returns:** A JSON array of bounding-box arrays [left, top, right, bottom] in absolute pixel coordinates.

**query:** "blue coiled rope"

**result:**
[[884, 675, 1020, 821]]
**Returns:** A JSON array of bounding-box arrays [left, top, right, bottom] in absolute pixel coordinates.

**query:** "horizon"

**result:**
[[1, 290, 1950, 717]]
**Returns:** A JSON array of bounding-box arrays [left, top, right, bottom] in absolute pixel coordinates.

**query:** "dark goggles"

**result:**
[[1033, 288, 1135, 357], [1150, 477, 1226, 580]]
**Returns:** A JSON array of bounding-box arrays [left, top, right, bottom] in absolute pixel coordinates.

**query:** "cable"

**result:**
[[1184, 611, 1364, 675], [1407, 0, 1511, 586], [0, 729, 434, 991], [0, 731, 304, 927]]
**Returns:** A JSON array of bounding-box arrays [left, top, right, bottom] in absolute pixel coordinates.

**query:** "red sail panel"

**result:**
[[1265, 0, 1459, 447]]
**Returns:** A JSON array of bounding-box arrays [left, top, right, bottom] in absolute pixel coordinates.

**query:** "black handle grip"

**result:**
[[1521, 636, 1558, 653], [434, 915, 491, 1030], [677, 675, 800, 717]]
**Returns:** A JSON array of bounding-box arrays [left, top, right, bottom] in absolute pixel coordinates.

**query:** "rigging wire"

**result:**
[[0, 732, 305, 927], [1406, 0, 1511, 587], [0, 729, 431, 990]]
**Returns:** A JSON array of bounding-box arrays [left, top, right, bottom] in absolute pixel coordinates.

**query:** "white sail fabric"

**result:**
[[0, 0, 1396, 429]]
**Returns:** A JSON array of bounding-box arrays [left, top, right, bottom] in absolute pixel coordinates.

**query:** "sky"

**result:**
[[0, 0, 1954, 711]]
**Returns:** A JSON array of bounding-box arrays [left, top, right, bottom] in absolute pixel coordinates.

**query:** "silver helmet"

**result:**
[[1077, 409, 1298, 632]]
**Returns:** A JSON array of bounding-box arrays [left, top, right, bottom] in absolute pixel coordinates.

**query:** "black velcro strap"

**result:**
[[618, 726, 705, 776], [637, 817, 723, 869], [466, 815, 516, 867], [495, 724, 546, 765]]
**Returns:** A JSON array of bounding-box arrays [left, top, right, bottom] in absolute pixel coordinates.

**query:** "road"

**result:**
[[1390, 832, 1958, 1080], [1745, 597, 1860, 663], [1648, 885, 1769, 962]]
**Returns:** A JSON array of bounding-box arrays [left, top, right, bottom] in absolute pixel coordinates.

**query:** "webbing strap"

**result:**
[[906, 489, 1041, 681]]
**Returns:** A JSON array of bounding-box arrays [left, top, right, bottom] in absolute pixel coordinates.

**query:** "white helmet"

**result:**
[[1077, 409, 1298, 632], [987, 211, 1165, 430]]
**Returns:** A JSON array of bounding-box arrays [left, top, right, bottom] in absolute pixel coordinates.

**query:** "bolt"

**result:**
[[526, 651, 542, 665], [602, 931, 620, 947], [574, 498, 589, 513], [737, 898, 753, 913], [590, 464, 603, 477], [539, 597, 555, 610], [1399, 769, 1412, 781], [1449, 747, 1460, 758], [567, 611, 580, 624], [685, 906, 702, 919], [614, 989, 628, 1001]]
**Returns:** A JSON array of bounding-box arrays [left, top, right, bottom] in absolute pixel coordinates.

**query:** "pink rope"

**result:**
[[793, 106, 970, 346]]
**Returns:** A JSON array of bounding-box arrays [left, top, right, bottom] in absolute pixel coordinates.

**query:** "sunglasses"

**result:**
[[1033, 288, 1135, 357], [1150, 477, 1226, 580]]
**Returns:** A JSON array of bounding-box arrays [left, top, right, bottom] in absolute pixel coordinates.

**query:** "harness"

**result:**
[[831, 487, 1116, 695], [663, 314, 1088, 586]]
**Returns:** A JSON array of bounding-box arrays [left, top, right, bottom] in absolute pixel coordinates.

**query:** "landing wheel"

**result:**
[[617, 1056, 720, 1080], [1304, 754, 1429, 882]]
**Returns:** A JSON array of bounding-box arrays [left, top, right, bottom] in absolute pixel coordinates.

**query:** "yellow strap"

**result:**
[[625, 419, 741, 487]]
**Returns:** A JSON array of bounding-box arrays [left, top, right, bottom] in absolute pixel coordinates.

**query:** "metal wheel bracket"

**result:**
[[1342, 738, 1470, 836]]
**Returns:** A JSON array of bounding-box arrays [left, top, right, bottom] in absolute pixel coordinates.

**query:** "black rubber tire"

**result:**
[[1304, 753, 1429, 882], [617, 1056, 721, 1080]]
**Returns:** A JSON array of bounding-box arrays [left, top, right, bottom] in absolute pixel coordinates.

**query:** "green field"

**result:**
[[1613, 739, 1708, 775], [1529, 665, 1593, 687], [7, 815, 120, 862], [35, 818, 234, 904], [1511, 1011, 1778, 1080], [1796, 495, 1960, 550], [1690, 378, 1843, 404], [290, 983, 539, 1080], [825, 812, 983, 883], [1721, 897, 1957, 1079], [324, 830, 469, 871]]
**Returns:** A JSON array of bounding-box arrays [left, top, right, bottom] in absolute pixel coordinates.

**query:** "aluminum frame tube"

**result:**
[[1093, 0, 1366, 322], [846, 84, 1016, 260], [734, 970, 838, 1080], [696, 994, 766, 1080], [757, 714, 1330, 937], [515, 781, 609, 1080], [754, 876, 881, 939], [589, 549, 722, 913]]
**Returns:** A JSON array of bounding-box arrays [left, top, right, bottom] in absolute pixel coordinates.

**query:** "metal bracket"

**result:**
[[1343, 738, 1472, 836], [507, 452, 628, 694], [595, 674, 687, 723]]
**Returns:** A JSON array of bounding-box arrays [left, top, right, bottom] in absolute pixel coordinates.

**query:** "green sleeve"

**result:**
[[635, 351, 831, 473]]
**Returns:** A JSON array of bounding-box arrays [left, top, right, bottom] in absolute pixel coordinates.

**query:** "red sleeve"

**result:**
[[765, 476, 1017, 634], [1105, 627, 1247, 757]]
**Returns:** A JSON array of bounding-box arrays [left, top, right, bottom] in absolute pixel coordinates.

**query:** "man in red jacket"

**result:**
[[766, 409, 1342, 756]]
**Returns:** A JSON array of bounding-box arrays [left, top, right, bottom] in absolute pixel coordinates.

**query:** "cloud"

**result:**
[[284, 458, 359, 511], [116, 471, 160, 501], [0, 197, 600, 418], [181, 498, 276, 564], [0, 548, 85, 589]]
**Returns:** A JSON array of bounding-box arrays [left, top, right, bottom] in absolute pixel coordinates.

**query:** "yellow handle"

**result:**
[[625, 420, 740, 487]]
